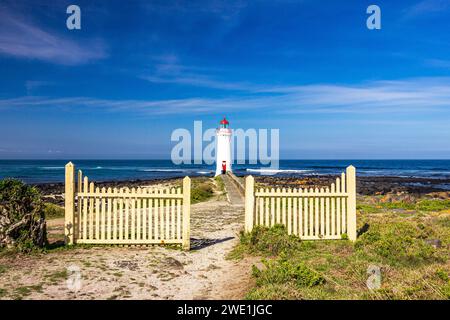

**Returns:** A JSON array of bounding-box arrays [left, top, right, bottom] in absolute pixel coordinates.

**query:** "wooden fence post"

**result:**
[[245, 175, 255, 233], [346, 166, 357, 241], [182, 176, 191, 250], [65, 162, 75, 245]]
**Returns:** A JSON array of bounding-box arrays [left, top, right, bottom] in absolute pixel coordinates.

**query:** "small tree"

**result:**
[[0, 179, 47, 250]]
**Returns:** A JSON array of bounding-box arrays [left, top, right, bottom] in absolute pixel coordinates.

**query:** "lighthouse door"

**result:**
[[221, 161, 227, 174]]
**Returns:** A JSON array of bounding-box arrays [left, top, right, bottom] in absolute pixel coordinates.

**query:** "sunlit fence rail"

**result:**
[[64, 162, 191, 249], [244, 166, 357, 241]]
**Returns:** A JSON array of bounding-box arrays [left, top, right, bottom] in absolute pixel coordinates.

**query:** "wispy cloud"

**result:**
[[403, 0, 450, 19], [1, 77, 450, 116], [425, 59, 450, 69], [25, 80, 54, 95], [0, 9, 107, 65], [142, 55, 260, 91]]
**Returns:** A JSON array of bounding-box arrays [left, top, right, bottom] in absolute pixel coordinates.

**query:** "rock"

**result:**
[[425, 239, 442, 248], [163, 257, 184, 270]]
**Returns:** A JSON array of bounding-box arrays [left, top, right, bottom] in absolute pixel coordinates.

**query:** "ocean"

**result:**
[[1, 160, 450, 184]]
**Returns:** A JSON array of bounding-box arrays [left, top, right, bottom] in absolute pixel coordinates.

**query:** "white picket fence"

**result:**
[[64, 162, 191, 249], [244, 166, 357, 241]]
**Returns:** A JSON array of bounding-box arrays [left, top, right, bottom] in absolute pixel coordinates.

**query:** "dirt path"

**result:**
[[0, 178, 255, 300]]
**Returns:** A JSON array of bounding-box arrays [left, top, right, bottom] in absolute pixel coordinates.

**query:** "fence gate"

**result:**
[[244, 166, 357, 241], [64, 162, 191, 250]]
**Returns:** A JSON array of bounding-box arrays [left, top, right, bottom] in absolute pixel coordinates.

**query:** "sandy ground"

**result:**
[[0, 176, 256, 300]]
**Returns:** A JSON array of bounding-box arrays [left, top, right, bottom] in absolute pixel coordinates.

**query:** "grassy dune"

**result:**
[[230, 198, 450, 300]]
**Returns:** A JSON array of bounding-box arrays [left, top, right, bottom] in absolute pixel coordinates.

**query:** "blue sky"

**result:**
[[0, 0, 450, 159]]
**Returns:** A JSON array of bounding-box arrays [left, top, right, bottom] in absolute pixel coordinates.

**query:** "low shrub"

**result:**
[[415, 199, 450, 212], [43, 203, 64, 219], [0, 179, 47, 251], [252, 257, 325, 289], [191, 180, 214, 204], [240, 225, 301, 256], [355, 221, 440, 266]]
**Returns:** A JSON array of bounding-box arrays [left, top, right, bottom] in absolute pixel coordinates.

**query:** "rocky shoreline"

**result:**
[[34, 175, 450, 206], [253, 175, 450, 196], [34, 177, 182, 206]]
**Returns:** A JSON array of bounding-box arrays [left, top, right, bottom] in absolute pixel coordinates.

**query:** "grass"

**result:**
[[43, 202, 65, 219], [231, 205, 450, 299], [214, 175, 225, 193], [191, 177, 215, 204], [357, 198, 450, 214], [0, 264, 8, 275], [0, 288, 7, 298], [44, 270, 68, 285]]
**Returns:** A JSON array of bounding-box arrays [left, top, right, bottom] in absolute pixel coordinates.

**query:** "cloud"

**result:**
[[403, 0, 450, 19], [0, 9, 107, 65], [142, 55, 257, 91], [1, 77, 450, 116], [425, 59, 450, 69], [25, 81, 54, 95]]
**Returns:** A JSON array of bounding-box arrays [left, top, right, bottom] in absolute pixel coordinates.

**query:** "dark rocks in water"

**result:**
[[253, 175, 450, 196], [33, 177, 181, 196]]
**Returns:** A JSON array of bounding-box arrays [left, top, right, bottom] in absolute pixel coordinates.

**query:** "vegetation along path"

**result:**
[[0, 176, 256, 300]]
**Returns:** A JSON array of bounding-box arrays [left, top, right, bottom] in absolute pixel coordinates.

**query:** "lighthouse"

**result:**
[[215, 117, 232, 176]]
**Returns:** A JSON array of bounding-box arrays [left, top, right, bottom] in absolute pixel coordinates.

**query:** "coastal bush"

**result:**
[[354, 220, 440, 266], [358, 199, 450, 213], [0, 179, 47, 251], [252, 258, 325, 289], [43, 203, 65, 219], [415, 199, 450, 212], [240, 225, 301, 256], [380, 201, 415, 210], [191, 179, 215, 204]]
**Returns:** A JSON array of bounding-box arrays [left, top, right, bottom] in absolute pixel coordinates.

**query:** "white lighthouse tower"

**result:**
[[215, 117, 232, 176]]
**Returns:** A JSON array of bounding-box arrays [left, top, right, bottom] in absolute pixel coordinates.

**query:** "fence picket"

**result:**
[[171, 188, 176, 239], [265, 189, 269, 227], [271, 189, 275, 226], [89, 182, 95, 240], [142, 188, 147, 240], [125, 188, 130, 241], [336, 178, 341, 236], [276, 188, 281, 224], [83, 176, 88, 240], [293, 189, 297, 236], [314, 188, 319, 237], [281, 188, 287, 226], [287, 190, 292, 235], [331, 183, 336, 236], [298, 188, 303, 237], [101, 187, 106, 240], [165, 189, 170, 240], [320, 188, 325, 236], [154, 190, 159, 240], [309, 189, 314, 236], [325, 187, 330, 236], [176, 188, 181, 239]]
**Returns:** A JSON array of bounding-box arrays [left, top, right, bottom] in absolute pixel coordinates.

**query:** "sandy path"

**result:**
[[0, 178, 255, 300]]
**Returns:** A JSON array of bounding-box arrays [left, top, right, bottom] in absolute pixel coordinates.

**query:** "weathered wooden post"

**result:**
[[346, 166, 357, 241], [182, 176, 191, 250], [65, 162, 75, 245], [244, 175, 255, 233]]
